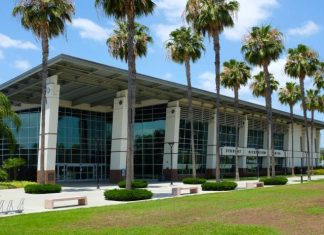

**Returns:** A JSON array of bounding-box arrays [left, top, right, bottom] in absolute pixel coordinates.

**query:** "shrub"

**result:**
[[0, 168, 8, 181], [182, 178, 207, 184], [259, 176, 288, 185], [24, 184, 62, 194], [202, 181, 237, 191], [118, 180, 148, 188], [313, 169, 324, 175], [104, 189, 153, 201]]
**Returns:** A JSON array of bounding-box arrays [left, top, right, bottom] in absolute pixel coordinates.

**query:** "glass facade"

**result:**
[[56, 108, 112, 181], [0, 108, 40, 180], [178, 119, 208, 175], [219, 125, 237, 147], [220, 156, 235, 174], [247, 130, 264, 149], [274, 133, 284, 150], [134, 104, 166, 179]]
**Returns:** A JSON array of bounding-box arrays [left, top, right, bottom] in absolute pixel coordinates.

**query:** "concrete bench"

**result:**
[[172, 186, 199, 196], [246, 182, 264, 189], [45, 196, 87, 209]]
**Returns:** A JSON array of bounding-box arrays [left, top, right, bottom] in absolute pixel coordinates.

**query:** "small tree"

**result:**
[[3, 157, 26, 181]]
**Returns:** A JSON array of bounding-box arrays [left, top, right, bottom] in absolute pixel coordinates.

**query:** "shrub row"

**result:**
[[312, 169, 324, 175], [259, 176, 288, 185], [24, 184, 62, 194], [202, 181, 237, 191], [182, 178, 207, 185], [118, 180, 148, 188], [104, 189, 153, 201]]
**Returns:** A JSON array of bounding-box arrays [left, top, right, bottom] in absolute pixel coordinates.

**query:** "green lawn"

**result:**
[[1, 181, 324, 235], [0, 181, 36, 189]]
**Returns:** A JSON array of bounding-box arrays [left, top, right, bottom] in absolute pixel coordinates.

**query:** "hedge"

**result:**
[[202, 181, 237, 191], [24, 184, 62, 194], [104, 189, 153, 201], [259, 176, 288, 185], [118, 180, 148, 188], [182, 178, 207, 185], [312, 169, 324, 175]]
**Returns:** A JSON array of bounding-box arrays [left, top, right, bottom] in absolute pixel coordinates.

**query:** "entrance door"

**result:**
[[56, 164, 97, 182]]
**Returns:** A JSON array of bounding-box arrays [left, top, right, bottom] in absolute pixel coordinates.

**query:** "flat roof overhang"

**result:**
[[1, 54, 324, 129]]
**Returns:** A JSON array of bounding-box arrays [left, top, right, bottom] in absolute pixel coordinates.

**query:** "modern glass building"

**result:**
[[0, 54, 323, 183]]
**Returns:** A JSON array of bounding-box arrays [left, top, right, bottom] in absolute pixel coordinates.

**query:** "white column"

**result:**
[[37, 75, 60, 184], [163, 101, 180, 179], [206, 109, 217, 176], [110, 90, 128, 182]]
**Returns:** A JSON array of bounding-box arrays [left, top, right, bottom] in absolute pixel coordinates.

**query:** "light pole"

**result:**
[[167, 142, 175, 186]]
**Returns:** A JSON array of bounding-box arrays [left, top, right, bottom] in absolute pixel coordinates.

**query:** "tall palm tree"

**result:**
[[278, 82, 301, 176], [185, 0, 239, 182], [285, 44, 319, 180], [165, 27, 205, 179], [305, 89, 320, 171], [107, 20, 152, 61], [250, 72, 279, 98], [0, 92, 21, 151], [220, 60, 251, 181], [242, 25, 284, 178], [95, 0, 155, 190], [13, 0, 74, 184]]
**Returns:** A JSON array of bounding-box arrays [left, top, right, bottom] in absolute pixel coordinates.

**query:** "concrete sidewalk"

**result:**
[[1, 175, 323, 217]]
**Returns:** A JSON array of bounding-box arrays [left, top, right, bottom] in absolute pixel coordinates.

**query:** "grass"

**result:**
[[1, 181, 324, 234], [0, 181, 36, 189]]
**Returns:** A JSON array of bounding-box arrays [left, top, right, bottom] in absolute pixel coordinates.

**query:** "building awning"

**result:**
[[1, 54, 324, 129]]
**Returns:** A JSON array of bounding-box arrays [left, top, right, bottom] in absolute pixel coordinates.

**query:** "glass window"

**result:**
[[273, 133, 284, 150], [219, 125, 237, 147], [247, 130, 264, 149]]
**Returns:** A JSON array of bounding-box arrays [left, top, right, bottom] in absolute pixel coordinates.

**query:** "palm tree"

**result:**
[[0, 92, 21, 151], [107, 20, 152, 61], [242, 25, 284, 178], [305, 89, 320, 171], [278, 82, 301, 176], [221, 60, 251, 181], [285, 44, 319, 180], [165, 27, 205, 179], [13, 0, 74, 184], [185, 0, 239, 182], [95, 0, 155, 190]]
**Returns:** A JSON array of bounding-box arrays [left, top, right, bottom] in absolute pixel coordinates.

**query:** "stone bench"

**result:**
[[45, 196, 87, 209], [246, 182, 264, 189], [172, 186, 199, 196]]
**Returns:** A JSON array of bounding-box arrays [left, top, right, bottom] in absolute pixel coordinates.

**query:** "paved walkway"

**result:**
[[1, 175, 324, 217]]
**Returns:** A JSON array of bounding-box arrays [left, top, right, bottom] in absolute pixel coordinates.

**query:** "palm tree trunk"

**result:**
[[311, 110, 314, 172], [213, 32, 221, 182], [299, 78, 311, 180], [290, 105, 295, 176], [263, 64, 275, 178], [185, 59, 196, 178], [39, 30, 49, 185], [126, 0, 136, 190], [234, 87, 240, 181]]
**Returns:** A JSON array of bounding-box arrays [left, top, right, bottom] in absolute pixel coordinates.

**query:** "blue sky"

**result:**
[[1, 0, 324, 146]]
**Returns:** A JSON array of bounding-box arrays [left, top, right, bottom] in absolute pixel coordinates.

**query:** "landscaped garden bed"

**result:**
[[118, 180, 148, 188], [259, 176, 288, 185], [202, 181, 237, 191], [24, 184, 62, 194], [104, 189, 153, 201]]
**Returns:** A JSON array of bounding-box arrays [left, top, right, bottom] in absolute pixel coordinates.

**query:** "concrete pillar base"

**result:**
[[37, 170, 56, 184], [109, 170, 125, 183]]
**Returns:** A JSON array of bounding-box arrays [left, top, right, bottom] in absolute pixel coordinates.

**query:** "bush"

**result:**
[[118, 180, 148, 188], [182, 178, 207, 184], [0, 181, 36, 190], [202, 181, 237, 191], [104, 189, 153, 201], [259, 176, 288, 185], [0, 168, 8, 181], [24, 184, 62, 194], [313, 169, 324, 175]]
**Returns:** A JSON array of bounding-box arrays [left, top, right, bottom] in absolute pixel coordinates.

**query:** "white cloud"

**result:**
[[162, 72, 173, 81], [224, 0, 279, 41], [0, 33, 37, 50], [288, 21, 320, 37], [71, 18, 110, 42], [156, 0, 186, 23], [153, 23, 182, 43], [0, 50, 4, 60], [14, 59, 31, 71]]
